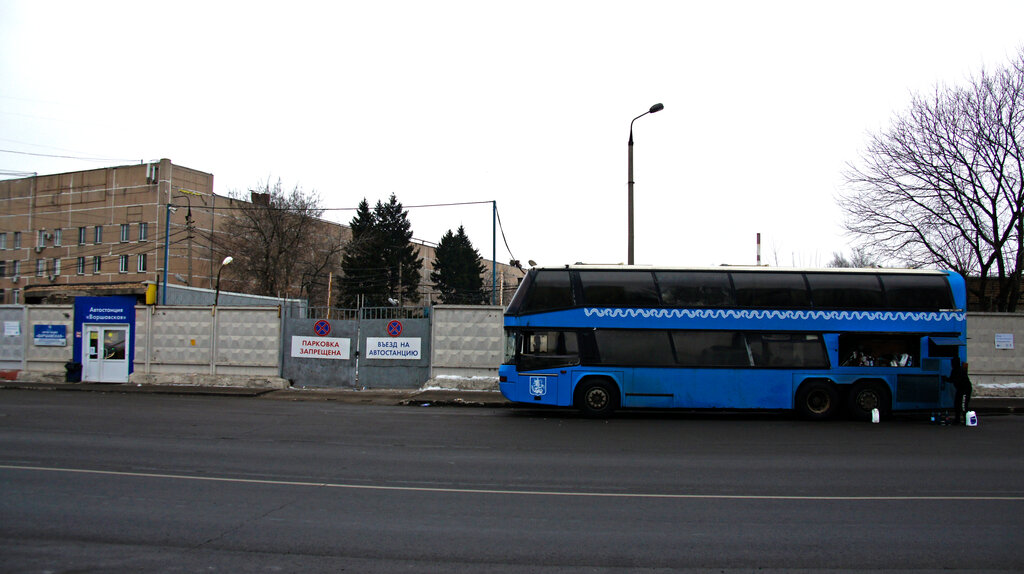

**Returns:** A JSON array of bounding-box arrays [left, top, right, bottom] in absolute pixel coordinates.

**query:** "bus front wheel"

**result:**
[[795, 381, 839, 420], [575, 379, 619, 418]]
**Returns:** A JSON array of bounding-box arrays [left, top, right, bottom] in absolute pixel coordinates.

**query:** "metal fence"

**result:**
[[300, 306, 430, 320]]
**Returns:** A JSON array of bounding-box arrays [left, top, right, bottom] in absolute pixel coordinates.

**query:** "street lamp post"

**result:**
[[627, 102, 664, 265], [214, 256, 234, 308]]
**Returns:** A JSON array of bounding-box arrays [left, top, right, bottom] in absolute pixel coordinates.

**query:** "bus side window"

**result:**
[[521, 271, 574, 313], [672, 331, 749, 367], [880, 275, 954, 310], [748, 333, 829, 369], [656, 271, 734, 308], [579, 270, 659, 307], [519, 330, 580, 371]]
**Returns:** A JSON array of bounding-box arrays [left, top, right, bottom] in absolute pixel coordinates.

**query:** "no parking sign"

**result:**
[[387, 320, 403, 337], [313, 320, 331, 337]]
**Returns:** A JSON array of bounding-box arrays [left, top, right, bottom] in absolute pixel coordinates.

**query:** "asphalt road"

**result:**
[[1, 390, 1023, 573]]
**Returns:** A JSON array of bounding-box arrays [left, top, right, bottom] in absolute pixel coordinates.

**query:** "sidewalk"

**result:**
[[0, 380, 511, 407], [3, 379, 1024, 414]]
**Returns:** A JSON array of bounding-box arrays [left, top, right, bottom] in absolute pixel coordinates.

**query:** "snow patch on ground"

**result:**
[[422, 375, 499, 391]]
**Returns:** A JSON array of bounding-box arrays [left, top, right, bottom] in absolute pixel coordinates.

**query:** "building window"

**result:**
[[139, 222, 148, 242], [0, 289, 4, 304], [120, 224, 130, 242], [13, 232, 21, 249], [12, 260, 20, 277], [119, 255, 128, 273], [52, 258, 61, 276], [11, 289, 19, 304], [36, 259, 45, 277], [137, 254, 147, 272], [94, 226, 102, 244], [78, 227, 87, 245], [53, 228, 62, 246], [77, 257, 86, 275], [93, 256, 101, 274], [0, 260, 5, 277], [0, 232, 6, 250], [37, 229, 46, 247]]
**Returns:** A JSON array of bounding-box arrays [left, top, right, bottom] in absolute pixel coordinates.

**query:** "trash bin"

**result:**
[[64, 361, 82, 383]]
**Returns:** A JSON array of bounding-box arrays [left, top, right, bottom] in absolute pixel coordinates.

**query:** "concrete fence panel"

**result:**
[[968, 313, 1024, 396], [429, 305, 504, 389]]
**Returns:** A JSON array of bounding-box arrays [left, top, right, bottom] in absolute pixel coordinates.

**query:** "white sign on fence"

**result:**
[[291, 336, 351, 359], [365, 337, 421, 360], [995, 333, 1015, 350]]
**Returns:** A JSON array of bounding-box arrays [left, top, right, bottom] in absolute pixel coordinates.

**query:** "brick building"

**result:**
[[0, 159, 522, 306]]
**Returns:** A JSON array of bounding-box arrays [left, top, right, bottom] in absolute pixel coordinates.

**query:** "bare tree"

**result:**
[[840, 48, 1024, 310], [223, 180, 346, 304], [827, 247, 878, 268]]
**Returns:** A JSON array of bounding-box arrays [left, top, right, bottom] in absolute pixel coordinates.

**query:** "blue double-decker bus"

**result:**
[[498, 266, 967, 419]]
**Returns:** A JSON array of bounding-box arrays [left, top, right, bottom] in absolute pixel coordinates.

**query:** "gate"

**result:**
[[281, 307, 430, 389]]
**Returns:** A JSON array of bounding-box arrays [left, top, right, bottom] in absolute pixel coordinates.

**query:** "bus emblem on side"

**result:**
[[529, 377, 547, 396]]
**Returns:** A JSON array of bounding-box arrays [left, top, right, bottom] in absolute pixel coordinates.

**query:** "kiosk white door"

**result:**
[[82, 324, 130, 383]]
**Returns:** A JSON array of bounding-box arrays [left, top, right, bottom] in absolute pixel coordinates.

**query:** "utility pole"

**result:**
[[178, 188, 203, 286], [186, 207, 194, 285]]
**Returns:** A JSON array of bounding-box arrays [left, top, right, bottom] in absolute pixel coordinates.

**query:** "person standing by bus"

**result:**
[[950, 356, 973, 424]]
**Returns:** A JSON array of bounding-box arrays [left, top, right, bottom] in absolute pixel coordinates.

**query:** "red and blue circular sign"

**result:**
[[313, 320, 331, 337], [387, 320, 403, 337]]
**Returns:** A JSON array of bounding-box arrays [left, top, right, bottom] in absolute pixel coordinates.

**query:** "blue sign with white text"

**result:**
[[33, 324, 67, 346]]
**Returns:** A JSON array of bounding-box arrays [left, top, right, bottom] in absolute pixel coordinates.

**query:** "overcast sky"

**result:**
[[2, 1, 1023, 269]]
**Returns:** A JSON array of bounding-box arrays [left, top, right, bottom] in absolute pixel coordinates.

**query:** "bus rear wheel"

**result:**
[[795, 381, 839, 420], [575, 379, 619, 418], [847, 382, 890, 421]]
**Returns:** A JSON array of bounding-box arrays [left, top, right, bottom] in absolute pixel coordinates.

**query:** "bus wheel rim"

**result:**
[[855, 389, 880, 411], [807, 389, 831, 414], [587, 388, 608, 410]]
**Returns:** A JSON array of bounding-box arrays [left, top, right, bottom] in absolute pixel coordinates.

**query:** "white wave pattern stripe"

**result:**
[[581, 308, 966, 322]]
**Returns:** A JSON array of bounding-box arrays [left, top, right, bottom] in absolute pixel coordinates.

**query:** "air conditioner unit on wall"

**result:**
[[34, 246, 44, 253], [44, 232, 52, 240], [11, 276, 19, 283]]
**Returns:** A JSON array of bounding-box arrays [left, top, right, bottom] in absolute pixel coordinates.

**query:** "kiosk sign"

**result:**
[[34, 325, 67, 347]]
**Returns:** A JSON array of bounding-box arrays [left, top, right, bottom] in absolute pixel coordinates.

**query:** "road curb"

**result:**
[[1, 380, 1019, 413]]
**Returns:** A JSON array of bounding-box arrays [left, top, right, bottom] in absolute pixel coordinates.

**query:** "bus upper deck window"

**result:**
[[521, 270, 573, 313], [806, 273, 883, 309], [579, 270, 659, 307], [656, 271, 734, 307], [880, 275, 954, 310], [731, 272, 810, 308]]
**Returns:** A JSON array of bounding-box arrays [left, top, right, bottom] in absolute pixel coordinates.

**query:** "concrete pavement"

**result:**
[[2, 379, 1023, 414]]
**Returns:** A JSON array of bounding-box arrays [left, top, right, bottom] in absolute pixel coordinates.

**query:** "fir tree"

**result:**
[[339, 194, 423, 306], [430, 225, 487, 304], [374, 194, 423, 304], [339, 199, 383, 307]]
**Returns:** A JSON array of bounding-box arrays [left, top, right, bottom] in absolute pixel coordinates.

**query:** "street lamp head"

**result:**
[[221, 256, 234, 266], [649, 103, 664, 114]]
